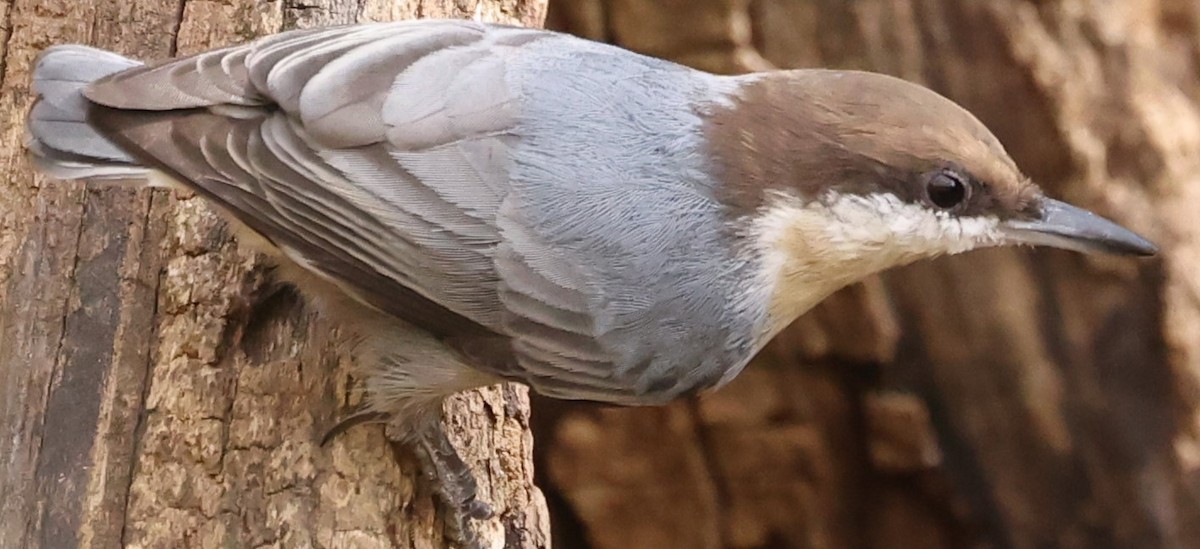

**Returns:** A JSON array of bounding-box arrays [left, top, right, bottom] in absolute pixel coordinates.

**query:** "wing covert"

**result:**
[[81, 21, 752, 403], [86, 21, 546, 338]]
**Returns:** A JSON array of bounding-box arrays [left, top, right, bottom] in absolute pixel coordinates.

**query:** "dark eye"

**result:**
[[926, 171, 970, 209]]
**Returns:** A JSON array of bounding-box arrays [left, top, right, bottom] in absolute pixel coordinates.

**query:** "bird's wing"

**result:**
[[83, 21, 742, 400], [85, 21, 547, 340]]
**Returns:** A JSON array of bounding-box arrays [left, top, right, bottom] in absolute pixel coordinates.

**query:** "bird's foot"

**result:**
[[321, 407, 493, 548], [415, 417, 494, 548]]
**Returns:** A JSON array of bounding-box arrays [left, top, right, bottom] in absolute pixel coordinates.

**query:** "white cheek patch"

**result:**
[[755, 191, 1005, 266], [813, 192, 1003, 259], [748, 191, 1004, 340]]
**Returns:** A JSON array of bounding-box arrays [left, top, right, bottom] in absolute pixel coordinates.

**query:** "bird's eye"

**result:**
[[926, 171, 969, 209]]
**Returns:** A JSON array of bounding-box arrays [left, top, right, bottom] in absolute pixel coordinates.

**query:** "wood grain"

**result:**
[[0, 1, 549, 548]]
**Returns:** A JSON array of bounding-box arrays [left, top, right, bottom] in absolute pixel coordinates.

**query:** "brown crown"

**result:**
[[704, 70, 1041, 220]]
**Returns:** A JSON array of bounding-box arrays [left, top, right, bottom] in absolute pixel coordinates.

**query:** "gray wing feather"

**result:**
[[80, 21, 745, 401], [299, 26, 483, 148], [85, 21, 523, 336], [86, 46, 260, 109]]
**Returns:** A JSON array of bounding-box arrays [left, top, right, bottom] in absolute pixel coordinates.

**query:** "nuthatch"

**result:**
[[26, 19, 1157, 546]]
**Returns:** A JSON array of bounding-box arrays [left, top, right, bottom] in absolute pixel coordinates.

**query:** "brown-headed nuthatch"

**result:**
[[26, 19, 1157, 547]]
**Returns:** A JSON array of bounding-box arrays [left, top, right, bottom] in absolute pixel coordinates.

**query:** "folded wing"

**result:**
[[81, 21, 739, 402], [87, 21, 549, 340]]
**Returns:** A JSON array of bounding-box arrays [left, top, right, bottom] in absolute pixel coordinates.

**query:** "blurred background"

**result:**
[[531, 1, 1199, 548]]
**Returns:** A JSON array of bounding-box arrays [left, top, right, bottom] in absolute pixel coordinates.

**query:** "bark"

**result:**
[[542, 1, 1199, 548], [0, 1, 548, 548]]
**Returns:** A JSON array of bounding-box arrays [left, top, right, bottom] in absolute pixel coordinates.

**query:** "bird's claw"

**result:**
[[466, 498, 495, 520], [322, 407, 493, 547], [319, 409, 390, 446], [416, 419, 494, 546]]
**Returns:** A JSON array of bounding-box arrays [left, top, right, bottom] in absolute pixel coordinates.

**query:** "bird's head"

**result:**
[[705, 69, 1156, 335]]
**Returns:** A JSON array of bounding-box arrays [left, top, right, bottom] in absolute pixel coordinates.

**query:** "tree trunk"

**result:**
[[0, 1, 548, 548], [542, 1, 1199, 548]]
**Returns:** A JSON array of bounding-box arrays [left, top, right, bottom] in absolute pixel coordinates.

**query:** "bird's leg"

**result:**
[[321, 404, 493, 547], [413, 408, 494, 546], [319, 331, 499, 547]]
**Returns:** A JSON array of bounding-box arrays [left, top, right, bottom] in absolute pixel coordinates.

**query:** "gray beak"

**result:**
[[1001, 198, 1158, 256]]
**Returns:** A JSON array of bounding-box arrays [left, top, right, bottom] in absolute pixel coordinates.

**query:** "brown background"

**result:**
[[538, 1, 1199, 548], [0, 1, 549, 548]]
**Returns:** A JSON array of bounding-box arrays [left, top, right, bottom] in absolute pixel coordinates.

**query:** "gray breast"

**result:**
[[491, 37, 767, 404]]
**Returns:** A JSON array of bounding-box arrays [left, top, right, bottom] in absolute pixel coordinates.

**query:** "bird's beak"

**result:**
[[1000, 198, 1158, 256]]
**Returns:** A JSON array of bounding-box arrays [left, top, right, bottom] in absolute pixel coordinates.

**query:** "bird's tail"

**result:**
[[26, 45, 147, 181]]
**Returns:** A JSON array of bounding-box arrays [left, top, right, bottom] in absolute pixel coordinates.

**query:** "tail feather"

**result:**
[[26, 45, 147, 180]]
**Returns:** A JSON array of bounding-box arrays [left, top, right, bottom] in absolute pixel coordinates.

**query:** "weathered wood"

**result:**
[[543, 1, 1196, 548], [0, 1, 549, 548]]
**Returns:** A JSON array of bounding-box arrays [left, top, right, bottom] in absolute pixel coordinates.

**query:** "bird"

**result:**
[[25, 18, 1157, 547]]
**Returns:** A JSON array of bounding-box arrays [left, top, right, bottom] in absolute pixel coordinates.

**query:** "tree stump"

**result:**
[[0, 1, 549, 547]]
